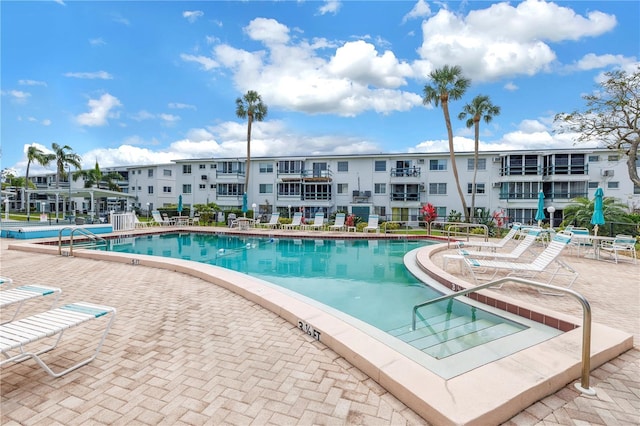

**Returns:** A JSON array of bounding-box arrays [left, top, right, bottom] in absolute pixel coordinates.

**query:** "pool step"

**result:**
[[388, 315, 524, 359]]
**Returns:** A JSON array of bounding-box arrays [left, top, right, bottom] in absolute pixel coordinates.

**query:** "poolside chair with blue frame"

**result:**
[[259, 212, 281, 229], [151, 210, 172, 226], [0, 302, 116, 377], [463, 232, 578, 295], [302, 212, 325, 231], [0, 285, 62, 324], [598, 234, 638, 264], [455, 223, 522, 251], [282, 212, 303, 230], [329, 213, 346, 232]]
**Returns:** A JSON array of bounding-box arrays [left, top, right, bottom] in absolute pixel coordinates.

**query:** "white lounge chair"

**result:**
[[455, 223, 522, 251], [0, 302, 116, 377], [151, 210, 172, 226], [443, 228, 543, 271], [282, 212, 303, 230], [0, 285, 62, 324], [134, 215, 151, 228], [302, 213, 325, 231], [363, 215, 379, 233], [598, 235, 638, 264], [259, 212, 280, 229], [463, 233, 578, 295], [329, 213, 346, 232]]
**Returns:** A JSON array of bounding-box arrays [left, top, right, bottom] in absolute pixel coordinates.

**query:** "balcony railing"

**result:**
[[390, 167, 421, 178], [499, 166, 542, 176], [216, 170, 245, 178], [390, 192, 420, 202], [542, 165, 589, 175]]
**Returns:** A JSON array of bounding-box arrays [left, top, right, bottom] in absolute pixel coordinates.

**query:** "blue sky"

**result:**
[[2, 0, 639, 176]]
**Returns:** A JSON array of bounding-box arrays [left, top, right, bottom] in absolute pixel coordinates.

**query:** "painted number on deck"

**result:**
[[298, 320, 321, 341]]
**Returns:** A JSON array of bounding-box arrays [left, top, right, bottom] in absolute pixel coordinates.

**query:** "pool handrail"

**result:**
[[58, 227, 107, 256], [411, 276, 596, 396]]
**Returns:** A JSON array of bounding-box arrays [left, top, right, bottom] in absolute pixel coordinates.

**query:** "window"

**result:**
[[436, 206, 446, 218], [467, 183, 485, 194], [183, 184, 192, 194], [607, 155, 619, 161], [467, 158, 486, 171], [163, 169, 172, 177], [278, 160, 303, 174], [259, 163, 273, 173], [429, 183, 447, 195], [337, 183, 348, 194], [588, 155, 599, 162], [217, 183, 244, 195], [429, 159, 446, 171], [210, 164, 216, 169], [148, 169, 154, 177], [337, 161, 348, 172], [374, 160, 386, 172], [199, 164, 206, 169], [259, 184, 273, 194], [182, 165, 192, 174], [634, 185, 640, 195], [374, 183, 386, 194], [607, 181, 619, 189], [588, 181, 599, 189], [147, 186, 154, 194], [138, 170, 141, 174], [278, 182, 301, 196], [199, 184, 206, 190], [163, 186, 172, 193], [210, 184, 216, 190]]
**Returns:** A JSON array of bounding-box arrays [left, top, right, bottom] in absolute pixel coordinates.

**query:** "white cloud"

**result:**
[[4, 90, 31, 103], [244, 18, 290, 45], [168, 102, 196, 110], [76, 93, 122, 127], [159, 113, 180, 125], [318, 0, 341, 16], [130, 110, 155, 121], [571, 53, 633, 71], [180, 53, 219, 70], [89, 38, 106, 46], [64, 71, 113, 79], [416, 0, 617, 81], [18, 79, 47, 87], [504, 82, 518, 91], [183, 10, 204, 23], [402, 0, 432, 23]]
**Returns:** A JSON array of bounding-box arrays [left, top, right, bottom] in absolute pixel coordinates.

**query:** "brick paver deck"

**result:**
[[1, 231, 638, 425]]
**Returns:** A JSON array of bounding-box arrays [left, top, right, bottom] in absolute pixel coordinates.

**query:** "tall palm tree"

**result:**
[[24, 145, 55, 219], [235, 90, 268, 195], [423, 65, 471, 221], [458, 95, 501, 220], [51, 143, 82, 188]]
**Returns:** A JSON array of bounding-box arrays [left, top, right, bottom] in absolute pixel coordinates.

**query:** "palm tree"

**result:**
[[423, 65, 471, 221], [235, 90, 268, 195], [24, 145, 55, 219], [73, 161, 123, 191], [51, 143, 82, 188], [458, 95, 501, 220], [562, 196, 629, 231]]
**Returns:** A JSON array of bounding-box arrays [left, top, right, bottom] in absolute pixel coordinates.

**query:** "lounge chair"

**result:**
[[329, 213, 346, 232], [455, 223, 522, 251], [151, 210, 172, 226], [0, 302, 116, 377], [567, 227, 592, 256], [134, 215, 151, 228], [463, 233, 578, 295], [0, 285, 62, 324], [282, 212, 303, 230], [302, 213, 325, 231], [443, 228, 543, 271], [363, 215, 379, 233], [259, 212, 280, 229], [598, 235, 638, 264]]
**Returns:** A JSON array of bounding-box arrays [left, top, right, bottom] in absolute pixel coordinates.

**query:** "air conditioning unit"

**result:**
[[417, 159, 425, 164], [419, 184, 426, 192], [601, 170, 614, 177], [492, 157, 501, 163], [492, 182, 502, 188]]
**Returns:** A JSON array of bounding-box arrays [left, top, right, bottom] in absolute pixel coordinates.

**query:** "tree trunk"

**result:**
[[245, 113, 253, 193], [442, 100, 468, 221], [471, 119, 479, 221]]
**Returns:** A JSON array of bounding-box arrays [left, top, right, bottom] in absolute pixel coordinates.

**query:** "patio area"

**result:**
[[0, 229, 638, 425]]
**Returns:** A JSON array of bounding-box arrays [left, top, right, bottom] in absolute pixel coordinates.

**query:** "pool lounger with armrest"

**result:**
[[0, 302, 116, 377], [0, 285, 62, 324]]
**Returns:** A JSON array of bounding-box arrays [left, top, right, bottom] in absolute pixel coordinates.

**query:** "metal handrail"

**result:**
[[411, 277, 596, 395], [58, 227, 107, 256], [434, 222, 489, 247]]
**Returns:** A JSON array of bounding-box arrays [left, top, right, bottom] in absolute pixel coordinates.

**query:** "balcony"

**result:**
[[352, 191, 371, 203], [390, 167, 421, 178], [390, 192, 420, 202], [279, 169, 332, 182]]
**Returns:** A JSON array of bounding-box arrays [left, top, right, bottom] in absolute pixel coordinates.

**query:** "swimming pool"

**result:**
[[100, 233, 561, 378]]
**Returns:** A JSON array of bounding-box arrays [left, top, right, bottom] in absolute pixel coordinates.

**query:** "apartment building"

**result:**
[[19, 148, 640, 224]]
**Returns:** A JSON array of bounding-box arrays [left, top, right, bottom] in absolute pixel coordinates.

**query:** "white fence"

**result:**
[[109, 212, 136, 231]]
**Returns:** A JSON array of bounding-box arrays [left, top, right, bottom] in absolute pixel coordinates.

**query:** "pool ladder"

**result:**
[[411, 277, 596, 396], [58, 227, 107, 256]]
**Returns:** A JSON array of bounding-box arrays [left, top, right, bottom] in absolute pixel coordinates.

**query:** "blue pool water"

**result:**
[[102, 233, 533, 361]]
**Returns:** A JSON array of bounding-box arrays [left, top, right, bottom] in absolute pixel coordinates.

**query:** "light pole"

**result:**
[[252, 203, 257, 220], [146, 202, 150, 221], [547, 206, 556, 230]]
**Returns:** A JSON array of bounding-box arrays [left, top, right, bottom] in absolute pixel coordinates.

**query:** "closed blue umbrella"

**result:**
[[241, 192, 248, 216], [535, 190, 546, 227], [177, 194, 183, 214], [590, 187, 605, 235]]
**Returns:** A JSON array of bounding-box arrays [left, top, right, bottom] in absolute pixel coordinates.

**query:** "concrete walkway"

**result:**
[[0, 233, 638, 425]]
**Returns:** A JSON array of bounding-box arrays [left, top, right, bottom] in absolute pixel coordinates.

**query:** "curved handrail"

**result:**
[[411, 277, 596, 395], [58, 227, 107, 256]]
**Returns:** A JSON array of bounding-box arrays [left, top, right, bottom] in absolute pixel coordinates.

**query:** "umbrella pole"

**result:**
[[593, 224, 598, 236]]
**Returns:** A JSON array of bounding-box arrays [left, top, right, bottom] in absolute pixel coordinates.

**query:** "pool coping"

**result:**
[[6, 229, 634, 425]]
